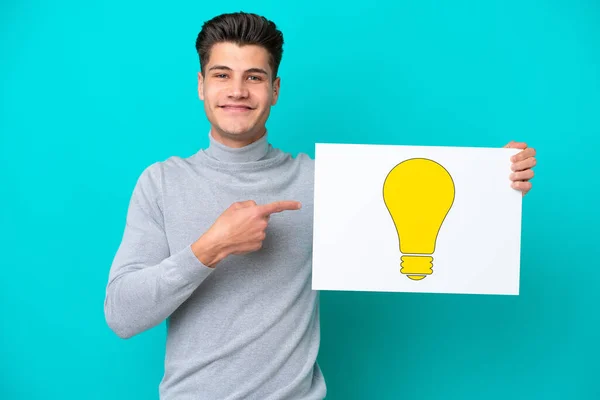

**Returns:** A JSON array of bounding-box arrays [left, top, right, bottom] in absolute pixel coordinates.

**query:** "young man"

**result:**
[[104, 12, 537, 400]]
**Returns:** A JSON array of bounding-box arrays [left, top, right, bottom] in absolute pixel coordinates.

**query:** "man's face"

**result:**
[[198, 42, 280, 146]]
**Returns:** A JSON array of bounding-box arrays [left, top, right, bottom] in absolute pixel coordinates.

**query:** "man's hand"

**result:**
[[191, 200, 302, 268], [504, 141, 537, 196]]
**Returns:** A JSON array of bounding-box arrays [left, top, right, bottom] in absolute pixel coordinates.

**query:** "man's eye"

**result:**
[[215, 74, 228, 78], [248, 76, 262, 81]]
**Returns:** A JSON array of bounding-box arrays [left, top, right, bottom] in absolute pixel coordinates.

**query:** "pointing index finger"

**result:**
[[258, 201, 302, 215]]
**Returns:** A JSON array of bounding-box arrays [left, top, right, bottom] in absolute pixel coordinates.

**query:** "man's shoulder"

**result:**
[[291, 151, 314, 163], [132, 153, 196, 190], [276, 146, 313, 163], [147, 152, 198, 175], [277, 149, 314, 176]]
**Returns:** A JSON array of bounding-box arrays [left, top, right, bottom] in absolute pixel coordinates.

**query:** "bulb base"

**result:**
[[400, 256, 433, 280]]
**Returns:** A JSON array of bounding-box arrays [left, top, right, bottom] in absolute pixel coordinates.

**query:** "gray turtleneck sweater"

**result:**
[[104, 133, 326, 400]]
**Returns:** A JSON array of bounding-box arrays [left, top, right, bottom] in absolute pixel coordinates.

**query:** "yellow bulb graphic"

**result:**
[[383, 158, 455, 280]]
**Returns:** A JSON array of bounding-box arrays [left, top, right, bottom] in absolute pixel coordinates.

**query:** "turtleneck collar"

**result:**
[[204, 131, 270, 163]]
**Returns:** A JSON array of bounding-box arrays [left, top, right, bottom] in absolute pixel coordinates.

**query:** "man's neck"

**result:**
[[204, 128, 271, 163]]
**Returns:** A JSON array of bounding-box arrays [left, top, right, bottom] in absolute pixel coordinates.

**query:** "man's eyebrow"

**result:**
[[245, 68, 268, 76], [208, 65, 232, 71], [207, 65, 268, 76]]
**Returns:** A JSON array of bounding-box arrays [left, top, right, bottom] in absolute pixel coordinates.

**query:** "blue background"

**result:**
[[2, 1, 598, 399]]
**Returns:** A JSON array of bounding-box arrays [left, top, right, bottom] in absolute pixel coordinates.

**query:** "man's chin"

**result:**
[[221, 129, 253, 137], [212, 125, 265, 143]]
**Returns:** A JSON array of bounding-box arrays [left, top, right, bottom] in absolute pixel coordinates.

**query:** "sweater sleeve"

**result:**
[[104, 163, 214, 339]]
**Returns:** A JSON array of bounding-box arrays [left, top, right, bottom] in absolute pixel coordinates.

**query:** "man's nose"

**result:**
[[228, 79, 249, 98]]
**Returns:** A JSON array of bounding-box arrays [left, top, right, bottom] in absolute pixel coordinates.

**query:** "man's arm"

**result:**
[[103, 164, 302, 339], [103, 164, 214, 339]]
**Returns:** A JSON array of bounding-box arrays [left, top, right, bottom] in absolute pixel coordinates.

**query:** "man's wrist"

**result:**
[[191, 234, 227, 268]]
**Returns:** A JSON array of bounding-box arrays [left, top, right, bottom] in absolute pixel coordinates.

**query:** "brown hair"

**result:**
[[195, 12, 284, 81]]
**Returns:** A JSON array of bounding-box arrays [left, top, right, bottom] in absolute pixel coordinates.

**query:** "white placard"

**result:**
[[312, 143, 522, 295]]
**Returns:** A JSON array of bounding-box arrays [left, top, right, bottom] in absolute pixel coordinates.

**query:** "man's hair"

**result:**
[[195, 12, 284, 81]]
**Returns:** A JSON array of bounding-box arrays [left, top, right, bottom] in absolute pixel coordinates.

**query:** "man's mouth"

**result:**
[[219, 105, 254, 112]]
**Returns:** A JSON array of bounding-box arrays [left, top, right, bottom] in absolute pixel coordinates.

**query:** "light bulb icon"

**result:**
[[383, 158, 455, 280]]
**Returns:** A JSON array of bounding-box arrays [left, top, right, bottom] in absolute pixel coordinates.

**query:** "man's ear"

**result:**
[[271, 76, 281, 105], [198, 72, 205, 101]]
